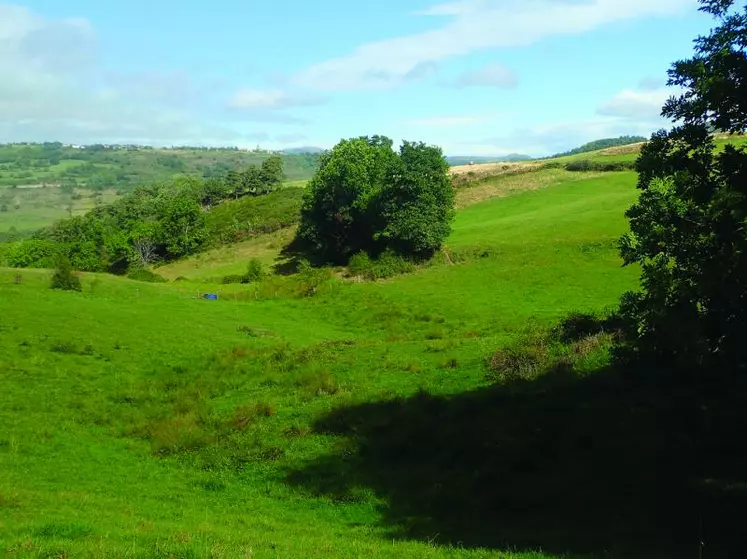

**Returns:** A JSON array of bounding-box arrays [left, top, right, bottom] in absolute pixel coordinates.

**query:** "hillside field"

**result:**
[[3, 151, 747, 558], [0, 167, 688, 559]]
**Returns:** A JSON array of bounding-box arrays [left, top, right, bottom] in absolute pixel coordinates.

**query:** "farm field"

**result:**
[[6, 164, 741, 559], [2, 131, 747, 559]]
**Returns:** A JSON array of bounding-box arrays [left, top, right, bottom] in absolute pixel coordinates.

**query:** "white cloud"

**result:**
[[293, 0, 696, 91], [596, 87, 679, 119], [467, 116, 664, 157], [228, 88, 327, 110], [451, 63, 517, 89], [0, 4, 312, 146]]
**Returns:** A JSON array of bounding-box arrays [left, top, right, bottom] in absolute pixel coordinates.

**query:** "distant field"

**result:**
[[0, 187, 118, 235], [0, 143, 319, 189], [0, 181, 304, 237]]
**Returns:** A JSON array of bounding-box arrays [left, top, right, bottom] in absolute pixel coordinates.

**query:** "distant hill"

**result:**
[[284, 146, 326, 154], [550, 136, 647, 159], [0, 142, 320, 192], [446, 154, 532, 166]]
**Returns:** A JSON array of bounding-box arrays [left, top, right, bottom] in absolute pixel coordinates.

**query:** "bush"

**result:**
[[50, 256, 82, 292], [221, 259, 265, 285], [127, 267, 168, 283], [245, 258, 265, 283], [347, 250, 415, 280], [221, 274, 246, 285], [565, 160, 635, 172], [8, 239, 62, 268], [296, 259, 334, 297], [488, 344, 548, 382], [347, 252, 373, 277]]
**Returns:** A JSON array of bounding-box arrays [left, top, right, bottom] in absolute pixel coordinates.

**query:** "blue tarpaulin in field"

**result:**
[[203, 294, 219, 300]]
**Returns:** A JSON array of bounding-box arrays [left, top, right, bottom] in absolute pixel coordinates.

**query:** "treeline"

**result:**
[[4, 157, 286, 273], [550, 136, 646, 158]]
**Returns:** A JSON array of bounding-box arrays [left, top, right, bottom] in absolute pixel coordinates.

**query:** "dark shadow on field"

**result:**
[[273, 235, 333, 276], [286, 365, 747, 558]]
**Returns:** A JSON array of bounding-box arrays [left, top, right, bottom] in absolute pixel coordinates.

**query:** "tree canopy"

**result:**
[[297, 136, 454, 263], [617, 0, 747, 374]]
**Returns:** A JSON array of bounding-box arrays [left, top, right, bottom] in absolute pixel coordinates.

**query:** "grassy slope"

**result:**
[[0, 188, 119, 234], [0, 170, 643, 558]]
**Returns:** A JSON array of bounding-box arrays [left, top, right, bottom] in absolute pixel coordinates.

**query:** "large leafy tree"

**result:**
[[297, 136, 398, 263], [159, 196, 207, 258], [377, 141, 455, 256], [259, 156, 284, 193], [618, 0, 747, 373], [297, 136, 454, 263]]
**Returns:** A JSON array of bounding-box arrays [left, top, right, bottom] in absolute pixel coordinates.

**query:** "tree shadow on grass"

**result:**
[[271, 235, 329, 276], [287, 365, 747, 558]]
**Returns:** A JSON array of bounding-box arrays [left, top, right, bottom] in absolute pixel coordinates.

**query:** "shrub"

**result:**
[[565, 160, 635, 172], [50, 256, 82, 292], [347, 249, 415, 280], [220, 260, 265, 285], [244, 258, 265, 283], [127, 267, 168, 283], [8, 239, 62, 268], [488, 344, 548, 382], [347, 251, 373, 277], [221, 274, 246, 285], [296, 259, 333, 297]]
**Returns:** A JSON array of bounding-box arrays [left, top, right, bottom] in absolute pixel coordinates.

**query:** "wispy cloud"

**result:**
[[404, 111, 502, 127], [0, 4, 316, 146], [0, 4, 244, 145], [469, 116, 666, 157], [293, 0, 696, 91], [450, 63, 517, 89], [596, 87, 679, 119], [227, 88, 327, 110]]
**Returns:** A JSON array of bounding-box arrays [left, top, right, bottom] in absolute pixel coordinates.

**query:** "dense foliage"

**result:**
[[6, 158, 286, 272], [617, 0, 747, 373], [551, 136, 647, 158], [297, 136, 455, 263]]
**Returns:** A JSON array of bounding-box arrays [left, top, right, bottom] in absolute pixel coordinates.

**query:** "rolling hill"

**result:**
[[3, 147, 747, 556]]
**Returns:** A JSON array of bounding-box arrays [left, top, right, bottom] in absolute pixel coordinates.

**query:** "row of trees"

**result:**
[[6, 157, 285, 272]]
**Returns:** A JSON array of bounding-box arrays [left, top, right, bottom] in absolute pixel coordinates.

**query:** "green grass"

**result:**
[[0, 187, 119, 235], [205, 187, 304, 246], [2, 168, 746, 558]]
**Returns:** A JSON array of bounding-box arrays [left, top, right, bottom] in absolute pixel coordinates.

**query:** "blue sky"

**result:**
[[0, 0, 710, 156]]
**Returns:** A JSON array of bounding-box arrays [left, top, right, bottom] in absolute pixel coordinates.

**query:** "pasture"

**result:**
[[3, 154, 746, 558], [1, 168, 642, 558]]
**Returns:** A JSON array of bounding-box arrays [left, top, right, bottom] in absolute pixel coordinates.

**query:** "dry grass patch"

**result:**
[[455, 169, 605, 209]]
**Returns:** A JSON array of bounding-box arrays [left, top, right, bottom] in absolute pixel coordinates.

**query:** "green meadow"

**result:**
[[2, 168, 635, 558], [2, 162, 745, 558]]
